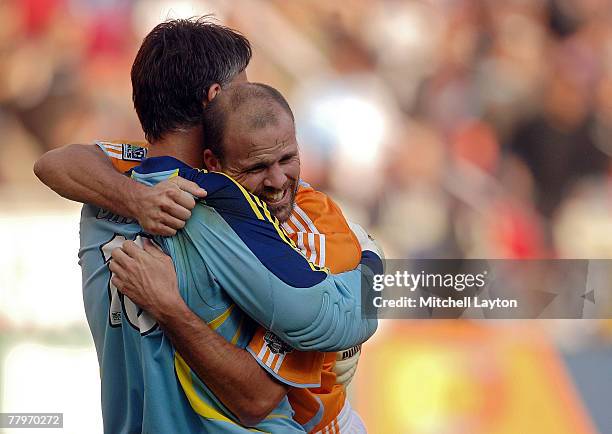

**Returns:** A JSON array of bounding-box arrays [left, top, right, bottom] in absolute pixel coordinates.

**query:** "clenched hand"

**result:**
[[109, 239, 184, 323], [129, 177, 206, 236]]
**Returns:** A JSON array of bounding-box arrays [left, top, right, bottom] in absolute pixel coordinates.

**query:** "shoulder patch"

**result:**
[[122, 143, 148, 161]]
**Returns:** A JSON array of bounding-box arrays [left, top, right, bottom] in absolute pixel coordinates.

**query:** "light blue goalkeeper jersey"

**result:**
[[79, 156, 381, 433]]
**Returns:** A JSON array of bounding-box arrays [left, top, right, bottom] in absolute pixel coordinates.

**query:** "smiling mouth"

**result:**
[[263, 188, 288, 206]]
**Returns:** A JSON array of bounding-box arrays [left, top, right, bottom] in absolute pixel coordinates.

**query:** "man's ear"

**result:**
[[206, 83, 222, 103], [203, 149, 222, 171]]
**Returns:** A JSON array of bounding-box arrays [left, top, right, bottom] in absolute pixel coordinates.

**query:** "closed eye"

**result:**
[[246, 164, 266, 173], [280, 154, 296, 163]]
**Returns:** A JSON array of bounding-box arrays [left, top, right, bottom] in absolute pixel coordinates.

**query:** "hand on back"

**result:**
[[133, 177, 206, 236]]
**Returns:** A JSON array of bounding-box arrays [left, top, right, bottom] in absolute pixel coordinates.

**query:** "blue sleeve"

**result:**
[[170, 168, 381, 351]]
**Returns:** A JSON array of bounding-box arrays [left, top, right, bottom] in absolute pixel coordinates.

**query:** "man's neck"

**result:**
[[147, 126, 203, 168]]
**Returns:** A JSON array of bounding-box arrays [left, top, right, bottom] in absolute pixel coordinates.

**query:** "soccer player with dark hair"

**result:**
[[131, 17, 251, 143], [34, 17, 250, 236]]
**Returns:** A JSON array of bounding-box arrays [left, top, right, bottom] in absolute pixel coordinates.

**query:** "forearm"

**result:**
[[176, 221, 378, 352], [157, 302, 288, 427], [33, 144, 145, 217], [207, 248, 379, 351]]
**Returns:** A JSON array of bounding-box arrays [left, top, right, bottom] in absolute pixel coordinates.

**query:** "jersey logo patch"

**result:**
[[264, 331, 293, 355], [122, 144, 147, 161], [111, 311, 122, 324]]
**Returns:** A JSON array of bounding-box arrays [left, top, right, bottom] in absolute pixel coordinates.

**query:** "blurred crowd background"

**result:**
[[1, 0, 612, 433]]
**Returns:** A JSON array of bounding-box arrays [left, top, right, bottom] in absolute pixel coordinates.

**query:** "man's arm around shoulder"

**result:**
[[33, 143, 206, 235]]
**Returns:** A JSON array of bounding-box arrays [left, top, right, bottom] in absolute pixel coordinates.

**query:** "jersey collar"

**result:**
[[131, 156, 193, 175]]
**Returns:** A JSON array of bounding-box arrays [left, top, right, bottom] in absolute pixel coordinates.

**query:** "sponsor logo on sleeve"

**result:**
[[264, 331, 293, 355]]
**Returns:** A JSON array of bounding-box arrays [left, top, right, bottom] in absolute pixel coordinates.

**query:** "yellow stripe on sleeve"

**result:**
[[259, 201, 297, 248], [174, 353, 270, 432], [217, 172, 328, 275], [231, 315, 244, 345], [264, 413, 293, 421], [174, 306, 272, 432], [208, 304, 234, 330], [215, 172, 265, 220], [174, 352, 235, 424]]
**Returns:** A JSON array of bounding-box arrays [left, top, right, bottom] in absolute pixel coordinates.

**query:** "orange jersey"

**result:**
[[98, 141, 363, 433], [247, 180, 362, 433], [97, 141, 148, 172]]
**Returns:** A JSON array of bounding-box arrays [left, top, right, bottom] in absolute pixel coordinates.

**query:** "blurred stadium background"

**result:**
[[1, 0, 612, 432]]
